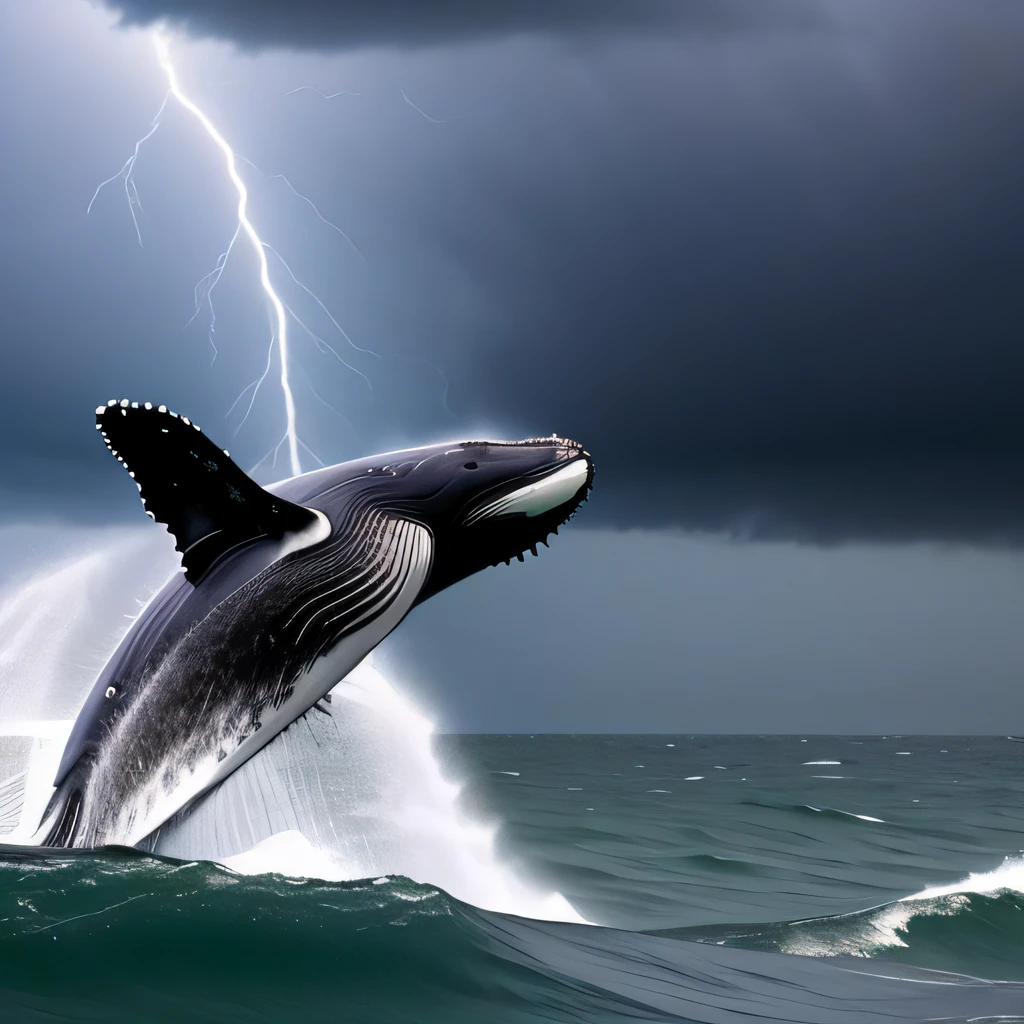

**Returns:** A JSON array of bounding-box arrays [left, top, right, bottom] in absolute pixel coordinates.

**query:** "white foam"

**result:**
[[784, 855, 1024, 958], [0, 528, 588, 926], [156, 658, 589, 924], [783, 896, 966, 958], [223, 830, 349, 881], [684, 776, 704, 781], [803, 760, 841, 765], [901, 855, 1024, 902], [805, 805, 884, 822]]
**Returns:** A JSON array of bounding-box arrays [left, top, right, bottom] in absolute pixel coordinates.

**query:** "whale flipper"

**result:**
[[96, 400, 318, 583]]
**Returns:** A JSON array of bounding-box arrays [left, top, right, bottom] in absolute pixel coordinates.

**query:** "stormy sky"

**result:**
[[1, 0, 1022, 730]]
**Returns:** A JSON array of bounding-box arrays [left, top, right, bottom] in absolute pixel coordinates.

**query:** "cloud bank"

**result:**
[[97, 0, 822, 51]]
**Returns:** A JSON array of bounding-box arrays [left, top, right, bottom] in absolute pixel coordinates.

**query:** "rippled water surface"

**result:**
[[3, 734, 1024, 1022]]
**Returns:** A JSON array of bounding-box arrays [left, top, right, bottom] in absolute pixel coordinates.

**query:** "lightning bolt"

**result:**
[[399, 88, 448, 125], [89, 32, 453, 478], [89, 30, 322, 476], [284, 86, 361, 100], [150, 31, 302, 477], [86, 94, 168, 248]]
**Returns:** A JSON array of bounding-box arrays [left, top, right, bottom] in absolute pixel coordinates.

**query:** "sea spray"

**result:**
[[0, 527, 585, 922]]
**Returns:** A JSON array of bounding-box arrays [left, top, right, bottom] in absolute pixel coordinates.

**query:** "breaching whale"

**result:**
[[35, 400, 593, 848]]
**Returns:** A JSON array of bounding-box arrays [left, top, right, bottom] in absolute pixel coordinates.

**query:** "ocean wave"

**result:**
[[0, 847, 523, 1024], [800, 805, 885, 823], [901, 853, 1024, 902], [684, 856, 1024, 983], [2, 847, 1024, 1023], [739, 798, 887, 824]]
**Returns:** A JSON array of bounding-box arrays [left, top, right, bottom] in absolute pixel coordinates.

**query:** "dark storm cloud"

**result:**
[[98, 0, 822, 51], [381, 0, 1024, 545], [6, 1, 1024, 546], [592, 458, 1024, 547]]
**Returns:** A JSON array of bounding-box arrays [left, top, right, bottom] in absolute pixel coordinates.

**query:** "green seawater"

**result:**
[[3, 735, 1024, 1022]]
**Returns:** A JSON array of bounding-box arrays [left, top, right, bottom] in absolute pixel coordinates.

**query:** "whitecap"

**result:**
[[684, 776, 704, 781], [803, 760, 841, 765], [901, 855, 1024, 902], [782, 896, 964, 958], [804, 805, 883, 822]]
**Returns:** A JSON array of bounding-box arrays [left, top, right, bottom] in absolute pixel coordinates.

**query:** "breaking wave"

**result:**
[[2, 847, 1024, 1023], [681, 855, 1024, 982]]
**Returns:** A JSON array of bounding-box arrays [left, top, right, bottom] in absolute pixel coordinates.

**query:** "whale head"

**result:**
[[282, 435, 594, 602], [405, 436, 594, 599]]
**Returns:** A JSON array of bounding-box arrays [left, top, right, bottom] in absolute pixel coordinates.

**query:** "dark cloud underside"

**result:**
[[98, 0, 823, 51]]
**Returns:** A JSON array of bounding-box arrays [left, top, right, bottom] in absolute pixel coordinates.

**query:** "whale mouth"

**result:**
[[466, 459, 591, 526], [461, 442, 594, 566]]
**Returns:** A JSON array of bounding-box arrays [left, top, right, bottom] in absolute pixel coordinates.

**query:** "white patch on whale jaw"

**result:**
[[467, 458, 590, 526], [77, 517, 434, 850]]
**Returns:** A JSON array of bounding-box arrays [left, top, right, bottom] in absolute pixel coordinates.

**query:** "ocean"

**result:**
[[3, 733, 1024, 1022]]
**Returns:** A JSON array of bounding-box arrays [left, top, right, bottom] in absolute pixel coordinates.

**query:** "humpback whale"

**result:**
[[36, 400, 593, 848]]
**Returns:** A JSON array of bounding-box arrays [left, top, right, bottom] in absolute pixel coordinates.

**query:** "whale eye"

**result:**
[[463, 461, 479, 470]]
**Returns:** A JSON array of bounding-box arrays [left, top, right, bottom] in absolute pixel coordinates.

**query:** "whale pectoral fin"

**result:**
[[96, 401, 319, 583]]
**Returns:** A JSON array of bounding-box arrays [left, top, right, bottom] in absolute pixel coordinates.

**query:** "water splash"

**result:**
[[0, 528, 586, 923], [149, 654, 585, 922], [901, 854, 1024, 902], [0, 528, 176, 727]]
